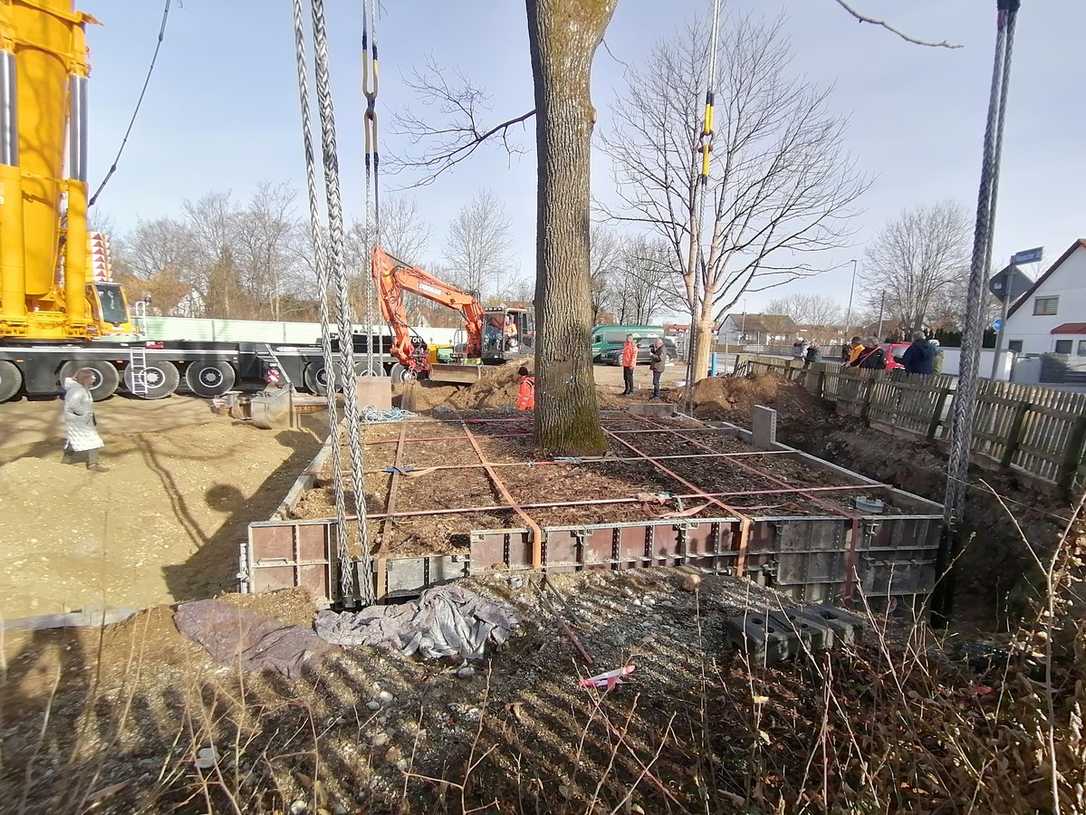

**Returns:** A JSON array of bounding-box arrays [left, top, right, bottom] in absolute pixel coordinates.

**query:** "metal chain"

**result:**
[[361, 0, 380, 374], [309, 0, 374, 606], [290, 0, 354, 603], [944, 2, 1018, 524]]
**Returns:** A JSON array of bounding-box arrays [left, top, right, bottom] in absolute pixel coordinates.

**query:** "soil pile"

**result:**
[[667, 373, 830, 428], [404, 363, 531, 412]]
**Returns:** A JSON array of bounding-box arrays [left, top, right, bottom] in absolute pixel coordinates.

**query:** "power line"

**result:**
[[88, 0, 174, 208]]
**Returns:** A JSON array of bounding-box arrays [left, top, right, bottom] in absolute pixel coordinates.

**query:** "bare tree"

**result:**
[[443, 188, 511, 299], [589, 224, 622, 322], [614, 236, 672, 325], [766, 293, 843, 327], [600, 16, 867, 380], [862, 201, 971, 334], [235, 182, 298, 321]]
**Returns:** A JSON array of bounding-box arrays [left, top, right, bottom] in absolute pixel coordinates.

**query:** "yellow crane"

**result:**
[[0, 0, 132, 342]]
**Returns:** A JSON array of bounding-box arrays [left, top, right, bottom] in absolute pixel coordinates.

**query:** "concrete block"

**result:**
[[752, 404, 777, 450], [356, 376, 392, 410]]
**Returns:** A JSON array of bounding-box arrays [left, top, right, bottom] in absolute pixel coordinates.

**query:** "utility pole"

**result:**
[[843, 258, 858, 339], [876, 292, 885, 341]]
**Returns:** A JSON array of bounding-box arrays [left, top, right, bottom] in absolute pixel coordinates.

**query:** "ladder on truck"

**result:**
[[128, 300, 150, 397], [257, 344, 292, 388]]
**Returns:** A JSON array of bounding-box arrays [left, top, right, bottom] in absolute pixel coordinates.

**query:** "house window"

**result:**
[[1054, 340, 1073, 354], [1034, 296, 1059, 316], [1078, 341, 1086, 357], [1008, 340, 1023, 353]]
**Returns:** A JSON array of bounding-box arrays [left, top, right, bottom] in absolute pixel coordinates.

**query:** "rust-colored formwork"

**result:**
[[243, 410, 943, 605]]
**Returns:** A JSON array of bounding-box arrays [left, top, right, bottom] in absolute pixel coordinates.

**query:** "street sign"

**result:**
[[1011, 246, 1043, 265], [992, 318, 1003, 332], [989, 263, 1033, 302]]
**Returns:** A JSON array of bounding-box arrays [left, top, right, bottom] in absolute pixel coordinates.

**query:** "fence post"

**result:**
[[928, 385, 952, 440], [1000, 400, 1032, 468], [1058, 415, 1086, 495]]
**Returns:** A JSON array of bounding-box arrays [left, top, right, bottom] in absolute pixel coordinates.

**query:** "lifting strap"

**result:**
[[306, 0, 375, 605]]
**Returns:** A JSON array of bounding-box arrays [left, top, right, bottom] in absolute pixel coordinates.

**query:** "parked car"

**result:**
[[883, 342, 910, 371], [591, 324, 665, 361], [600, 336, 678, 365]]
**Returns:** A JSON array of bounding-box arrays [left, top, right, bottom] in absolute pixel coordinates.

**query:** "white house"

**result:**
[[1003, 239, 1086, 357]]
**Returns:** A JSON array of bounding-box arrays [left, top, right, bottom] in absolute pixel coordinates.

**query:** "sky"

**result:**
[[84, 1, 1086, 318]]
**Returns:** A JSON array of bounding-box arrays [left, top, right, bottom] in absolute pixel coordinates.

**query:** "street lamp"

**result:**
[[843, 259, 858, 339]]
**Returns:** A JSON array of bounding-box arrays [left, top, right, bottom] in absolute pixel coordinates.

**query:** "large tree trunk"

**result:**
[[526, 0, 615, 455], [692, 314, 715, 382]]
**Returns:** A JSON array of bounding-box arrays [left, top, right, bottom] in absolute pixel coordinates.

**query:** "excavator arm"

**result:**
[[371, 246, 485, 375]]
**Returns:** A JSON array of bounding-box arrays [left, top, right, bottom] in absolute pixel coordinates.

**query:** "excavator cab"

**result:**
[[482, 306, 533, 364]]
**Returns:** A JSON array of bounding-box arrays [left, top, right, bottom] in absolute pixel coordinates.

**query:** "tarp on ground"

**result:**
[[314, 584, 519, 660], [174, 599, 334, 679]]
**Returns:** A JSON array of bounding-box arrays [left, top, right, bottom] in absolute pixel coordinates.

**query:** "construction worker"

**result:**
[[515, 365, 535, 411], [504, 314, 518, 351], [61, 369, 108, 472], [846, 336, 865, 366], [621, 334, 637, 395], [649, 337, 666, 399]]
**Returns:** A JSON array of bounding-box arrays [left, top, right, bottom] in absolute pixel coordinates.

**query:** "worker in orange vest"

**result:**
[[515, 365, 535, 411], [621, 334, 637, 395]]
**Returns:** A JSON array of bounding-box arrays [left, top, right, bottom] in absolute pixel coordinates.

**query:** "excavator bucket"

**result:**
[[248, 388, 294, 429], [429, 363, 483, 385]]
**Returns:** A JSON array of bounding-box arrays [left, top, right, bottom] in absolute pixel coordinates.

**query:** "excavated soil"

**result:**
[[399, 362, 533, 412]]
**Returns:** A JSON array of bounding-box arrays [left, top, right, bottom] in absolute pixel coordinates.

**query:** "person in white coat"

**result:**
[[62, 370, 108, 471]]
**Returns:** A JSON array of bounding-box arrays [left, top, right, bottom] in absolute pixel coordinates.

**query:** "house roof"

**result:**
[[1007, 239, 1086, 317], [1051, 322, 1086, 335]]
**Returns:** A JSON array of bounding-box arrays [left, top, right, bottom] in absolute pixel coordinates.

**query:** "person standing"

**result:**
[[62, 370, 108, 472], [856, 337, 887, 370], [648, 337, 666, 400], [620, 334, 637, 395], [901, 332, 936, 375], [515, 365, 535, 411], [846, 336, 865, 366], [803, 343, 821, 369]]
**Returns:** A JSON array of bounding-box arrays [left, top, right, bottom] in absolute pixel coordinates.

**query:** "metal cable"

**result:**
[[310, 0, 374, 605], [89, 0, 172, 207], [944, 2, 1018, 524], [291, 0, 354, 603], [361, 0, 380, 374], [684, 0, 723, 414]]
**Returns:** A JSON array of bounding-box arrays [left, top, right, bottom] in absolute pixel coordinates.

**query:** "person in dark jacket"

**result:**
[[900, 332, 936, 375], [856, 337, 886, 370], [803, 344, 821, 369], [648, 338, 666, 399]]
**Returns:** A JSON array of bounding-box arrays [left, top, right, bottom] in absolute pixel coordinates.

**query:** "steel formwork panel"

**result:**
[[243, 412, 945, 606]]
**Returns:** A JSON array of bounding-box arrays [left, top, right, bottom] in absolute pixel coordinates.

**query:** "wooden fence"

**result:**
[[738, 355, 1086, 493]]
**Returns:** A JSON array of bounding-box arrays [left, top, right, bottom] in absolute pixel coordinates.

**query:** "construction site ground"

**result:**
[[2, 366, 1082, 812]]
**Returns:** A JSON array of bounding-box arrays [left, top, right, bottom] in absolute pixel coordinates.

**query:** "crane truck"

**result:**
[[0, 0, 528, 403]]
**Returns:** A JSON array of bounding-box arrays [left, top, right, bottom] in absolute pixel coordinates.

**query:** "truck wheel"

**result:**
[[125, 360, 180, 399], [59, 360, 119, 401], [389, 363, 414, 384], [0, 360, 22, 402], [185, 361, 236, 398], [304, 361, 331, 396]]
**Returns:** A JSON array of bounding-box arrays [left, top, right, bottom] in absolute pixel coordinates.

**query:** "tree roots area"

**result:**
[[2, 369, 1085, 813]]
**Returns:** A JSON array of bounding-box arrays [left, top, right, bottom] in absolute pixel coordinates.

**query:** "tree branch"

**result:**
[[832, 0, 963, 49]]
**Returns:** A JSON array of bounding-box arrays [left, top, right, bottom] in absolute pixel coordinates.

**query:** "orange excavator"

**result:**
[[371, 246, 532, 383]]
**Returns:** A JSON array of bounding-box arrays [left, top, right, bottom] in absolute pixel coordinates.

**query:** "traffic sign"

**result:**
[[992, 318, 1003, 332], [1011, 246, 1043, 265], [989, 263, 1032, 302]]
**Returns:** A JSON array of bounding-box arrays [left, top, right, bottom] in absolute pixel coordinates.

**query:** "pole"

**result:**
[[991, 290, 1010, 378], [876, 291, 885, 341], [843, 259, 857, 339]]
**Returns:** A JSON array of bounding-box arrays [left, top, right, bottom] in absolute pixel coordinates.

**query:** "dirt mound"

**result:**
[[668, 373, 829, 428], [404, 363, 531, 412]]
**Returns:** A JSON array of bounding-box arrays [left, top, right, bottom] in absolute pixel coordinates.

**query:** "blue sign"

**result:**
[[1011, 246, 1043, 265], [992, 318, 1003, 332]]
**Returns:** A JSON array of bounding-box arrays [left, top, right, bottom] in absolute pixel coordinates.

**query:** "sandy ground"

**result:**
[[590, 358, 687, 395], [0, 396, 324, 620]]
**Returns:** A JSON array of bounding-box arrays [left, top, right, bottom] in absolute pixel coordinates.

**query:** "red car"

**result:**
[[883, 342, 910, 371]]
